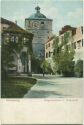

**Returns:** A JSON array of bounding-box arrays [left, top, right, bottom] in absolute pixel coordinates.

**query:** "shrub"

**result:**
[[74, 60, 83, 77], [62, 61, 75, 77], [41, 60, 53, 74]]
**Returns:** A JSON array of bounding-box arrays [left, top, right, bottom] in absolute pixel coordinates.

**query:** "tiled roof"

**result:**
[[1, 17, 33, 37], [59, 25, 76, 35], [1, 17, 15, 25]]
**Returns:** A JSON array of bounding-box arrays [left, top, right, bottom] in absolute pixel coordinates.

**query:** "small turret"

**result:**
[[35, 6, 40, 13]]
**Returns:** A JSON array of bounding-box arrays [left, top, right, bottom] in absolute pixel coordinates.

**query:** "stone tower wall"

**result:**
[[25, 19, 52, 59]]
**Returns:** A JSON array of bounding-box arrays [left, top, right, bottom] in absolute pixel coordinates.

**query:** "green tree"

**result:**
[[53, 32, 75, 77], [1, 40, 14, 79], [41, 60, 53, 76], [31, 56, 42, 73], [1, 35, 23, 71]]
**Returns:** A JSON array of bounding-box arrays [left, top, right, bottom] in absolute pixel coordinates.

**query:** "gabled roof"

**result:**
[[1, 17, 33, 37]]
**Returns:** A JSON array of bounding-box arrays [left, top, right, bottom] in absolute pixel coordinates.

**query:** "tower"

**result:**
[[25, 6, 53, 59]]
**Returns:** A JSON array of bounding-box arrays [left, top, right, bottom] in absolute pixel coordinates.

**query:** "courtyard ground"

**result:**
[[24, 74, 84, 98]]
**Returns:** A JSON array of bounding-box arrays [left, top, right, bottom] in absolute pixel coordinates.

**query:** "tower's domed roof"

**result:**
[[28, 6, 47, 20]]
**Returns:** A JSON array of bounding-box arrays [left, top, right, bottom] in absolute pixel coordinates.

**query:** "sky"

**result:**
[[1, 0, 83, 34]]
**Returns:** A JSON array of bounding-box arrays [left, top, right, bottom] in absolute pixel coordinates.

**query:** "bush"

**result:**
[[74, 60, 83, 77], [62, 61, 75, 77]]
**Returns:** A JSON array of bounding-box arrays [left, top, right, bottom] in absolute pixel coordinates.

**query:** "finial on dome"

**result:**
[[35, 6, 40, 13]]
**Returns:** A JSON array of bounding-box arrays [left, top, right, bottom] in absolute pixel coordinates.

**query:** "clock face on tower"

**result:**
[[28, 21, 39, 28], [33, 21, 39, 28]]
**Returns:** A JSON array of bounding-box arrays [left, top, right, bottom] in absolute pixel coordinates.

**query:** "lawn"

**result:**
[[1, 76, 37, 98]]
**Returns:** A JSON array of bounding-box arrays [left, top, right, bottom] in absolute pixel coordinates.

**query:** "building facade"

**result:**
[[1, 18, 33, 74], [45, 36, 54, 69], [45, 25, 83, 69], [73, 27, 83, 61], [25, 6, 53, 59]]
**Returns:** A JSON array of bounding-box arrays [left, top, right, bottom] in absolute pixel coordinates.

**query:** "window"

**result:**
[[23, 38, 26, 44], [74, 42, 76, 49], [48, 36, 49, 39], [41, 21, 44, 24], [72, 43, 74, 49], [82, 39, 83, 47], [11, 36, 18, 43], [61, 36, 64, 42], [15, 36, 18, 43], [48, 43, 50, 47], [46, 53, 48, 58], [28, 21, 31, 27], [11, 36, 15, 42], [81, 27, 83, 34], [49, 51, 51, 57], [3, 27, 7, 30], [72, 42, 76, 49], [77, 40, 81, 49], [5, 37, 9, 43]]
